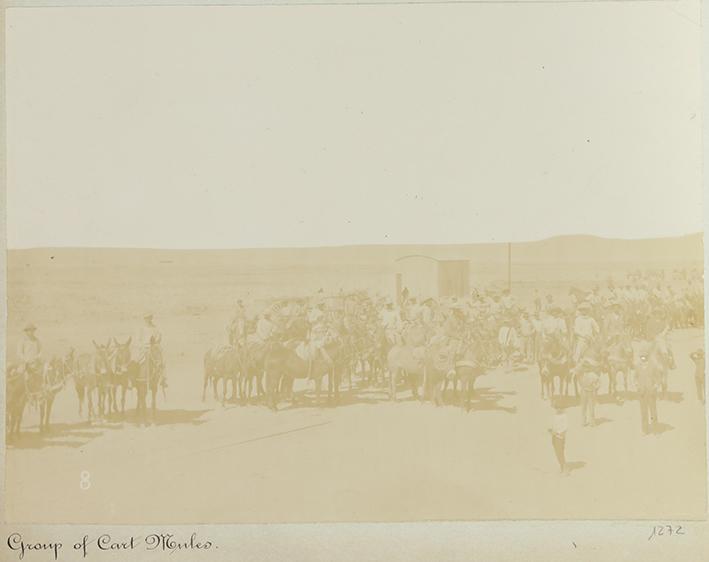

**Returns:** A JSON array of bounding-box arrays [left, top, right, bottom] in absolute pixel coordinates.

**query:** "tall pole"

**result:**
[[507, 242, 512, 291]]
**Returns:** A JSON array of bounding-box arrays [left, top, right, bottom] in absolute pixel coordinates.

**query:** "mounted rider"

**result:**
[[541, 306, 567, 340], [306, 302, 335, 367], [227, 299, 247, 345], [572, 301, 600, 363], [17, 322, 43, 377], [139, 312, 166, 389], [379, 300, 401, 345]]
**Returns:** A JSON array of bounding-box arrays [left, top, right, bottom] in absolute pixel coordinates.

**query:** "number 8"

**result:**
[[80, 470, 91, 490]]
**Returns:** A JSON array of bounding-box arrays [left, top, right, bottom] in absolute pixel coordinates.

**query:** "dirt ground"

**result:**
[[4, 251, 707, 523], [5, 333, 706, 523]]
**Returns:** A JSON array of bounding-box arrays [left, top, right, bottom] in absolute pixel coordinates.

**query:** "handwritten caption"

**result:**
[[6, 533, 214, 560]]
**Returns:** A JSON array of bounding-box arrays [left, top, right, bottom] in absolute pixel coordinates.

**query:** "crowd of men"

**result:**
[[223, 268, 703, 375]]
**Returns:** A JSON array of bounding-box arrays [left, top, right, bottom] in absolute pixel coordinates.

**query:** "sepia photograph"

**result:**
[[1, 0, 706, 554], [4, 237, 707, 523]]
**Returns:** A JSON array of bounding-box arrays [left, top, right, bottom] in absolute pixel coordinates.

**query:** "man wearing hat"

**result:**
[[380, 300, 401, 345], [635, 341, 661, 434], [139, 312, 166, 388], [690, 348, 705, 404], [17, 322, 43, 375], [541, 306, 566, 339], [573, 302, 600, 363]]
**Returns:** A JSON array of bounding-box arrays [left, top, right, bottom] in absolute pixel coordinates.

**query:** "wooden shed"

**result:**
[[394, 255, 470, 302]]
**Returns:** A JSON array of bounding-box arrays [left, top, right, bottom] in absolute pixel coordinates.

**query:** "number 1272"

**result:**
[[648, 525, 685, 540]]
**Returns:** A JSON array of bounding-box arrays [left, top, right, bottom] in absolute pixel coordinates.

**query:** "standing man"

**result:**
[[690, 348, 705, 404], [518, 311, 534, 364], [576, 355, 601, 427], [17, 323, 42, 375], [139, 313, 166, 388], [635, 341, 661, 434]]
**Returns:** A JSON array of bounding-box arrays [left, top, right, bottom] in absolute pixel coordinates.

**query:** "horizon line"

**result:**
[[5, 231, 704, 253]]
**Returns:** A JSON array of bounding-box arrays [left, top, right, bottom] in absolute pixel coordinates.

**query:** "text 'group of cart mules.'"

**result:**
[[6, 315, 167, 439]]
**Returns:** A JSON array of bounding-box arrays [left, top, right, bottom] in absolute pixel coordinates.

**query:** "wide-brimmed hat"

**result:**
[[23, 322, 37, 332], [143, 312, 154, 319]]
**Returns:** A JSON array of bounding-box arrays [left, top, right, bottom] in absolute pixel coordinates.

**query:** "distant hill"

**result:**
[[8, 232, 703, 269]]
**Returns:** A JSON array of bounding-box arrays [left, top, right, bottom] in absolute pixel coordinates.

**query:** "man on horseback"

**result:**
[[305, 304, 335, 376], [380, 300, 401, 345], [573, 301, 600, 363], [227, 299, 247, 345], [17, 323, 43, 377]]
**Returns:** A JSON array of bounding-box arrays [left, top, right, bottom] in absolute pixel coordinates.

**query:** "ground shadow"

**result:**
[[7, 408, 210, 450], [121, 408, 210, 427], [6, 421, 106, 450], [658, 391, 684, 404], [650, 422, 675, 435], [463, 386, 518, 414], [550, 394, 581, 409], [566, 460, 586, 473]]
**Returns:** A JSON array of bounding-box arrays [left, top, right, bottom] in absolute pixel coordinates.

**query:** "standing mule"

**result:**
[[240, 340, 268, 404], [538, 335, 574, 399], [602, 335, 634, 397], [39, 354, 72, 433], [135, 340, 165, 425], [109, 337, 138, 416], [263, 340, 341, 411], [6, 364, 27, 438], [74, 352, 100, 422], [92, 339, 114, 419], [202, 344, 241, 405], [452, 337, 488, 413], [386, 345, 425, 402]]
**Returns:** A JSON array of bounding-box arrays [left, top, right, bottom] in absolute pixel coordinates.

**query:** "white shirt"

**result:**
[[17, 335, 42, 363], [139, 324, 161, 348], [551, 412, 567, 436], [256, 317, 274, 340], [574, 315, 599, 339]]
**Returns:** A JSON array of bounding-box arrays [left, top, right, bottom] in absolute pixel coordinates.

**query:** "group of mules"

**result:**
[[203, 337, 358, 411], [204, 325, 494, 413], [6, 337, 165, 439], [536, 332, 674, 402]]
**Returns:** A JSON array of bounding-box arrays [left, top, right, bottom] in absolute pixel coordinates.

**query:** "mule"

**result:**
[[386, 344, 426, 402], [263, 339, 342, 410], [92, 339, 114, 419], [6, 364, 27, 437], [203, 344, 241, 405], [110, 337, 138, 415], [538, 335, 574, 399], [135, 341, 165, 425]]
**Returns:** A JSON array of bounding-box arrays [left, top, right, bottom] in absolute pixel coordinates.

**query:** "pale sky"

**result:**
[[5, 3, 702, 249]]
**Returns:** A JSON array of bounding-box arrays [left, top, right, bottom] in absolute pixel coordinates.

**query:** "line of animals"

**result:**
[[4, 328, 678, 440], [6, 337, 164, 439]]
